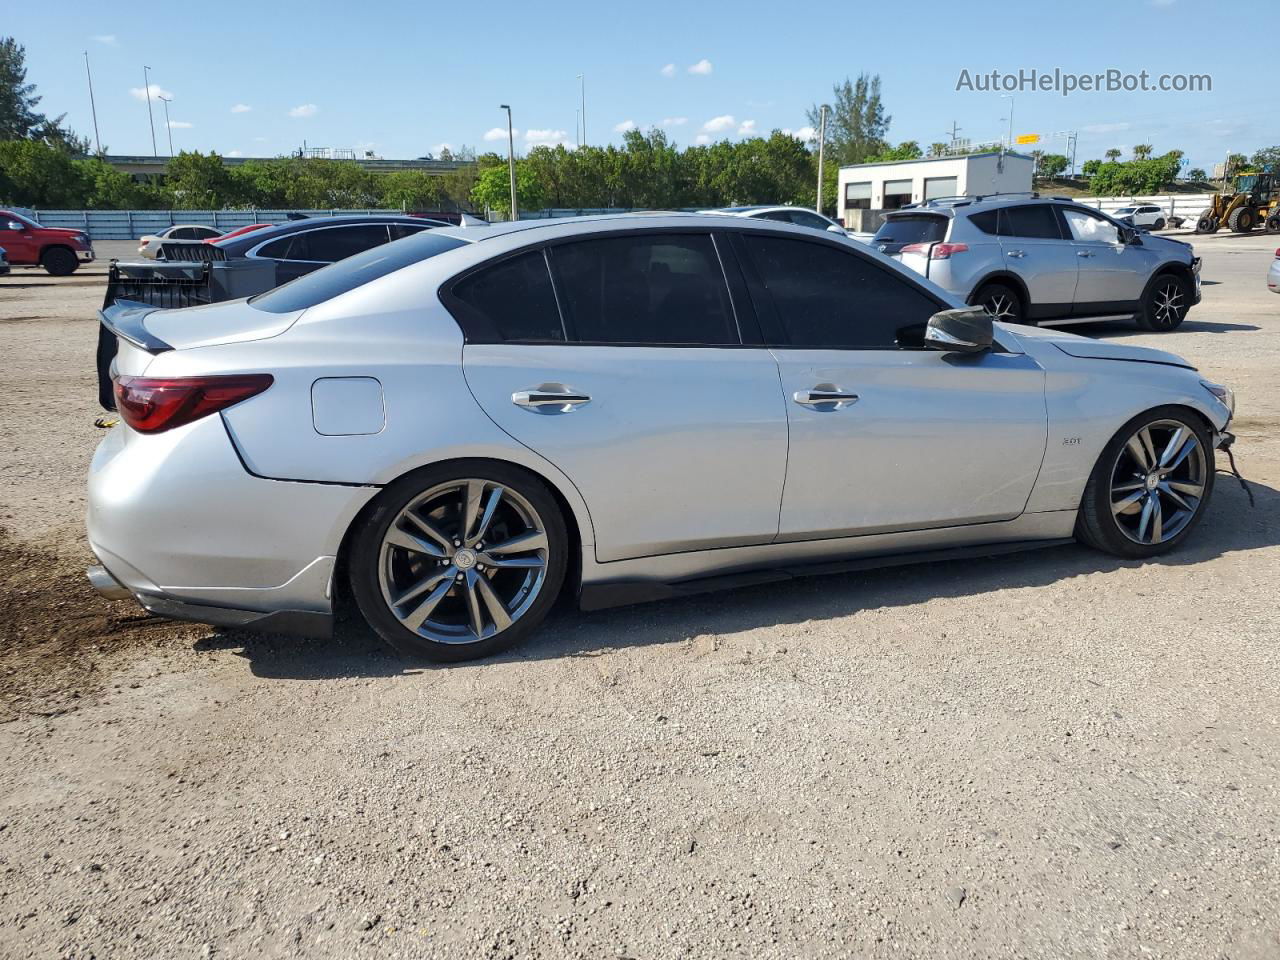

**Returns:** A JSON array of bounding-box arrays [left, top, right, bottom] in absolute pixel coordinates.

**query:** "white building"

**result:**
[[838, 152, 1034, 226]]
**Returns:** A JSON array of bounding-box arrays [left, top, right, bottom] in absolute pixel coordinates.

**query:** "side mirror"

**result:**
[[924, 307, 994, 353], [6, 221, 24, 231], [1123, 226, 1143, 244]]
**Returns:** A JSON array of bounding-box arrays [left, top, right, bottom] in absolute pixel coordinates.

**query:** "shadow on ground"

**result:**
[[195, 476, 1277, 681]]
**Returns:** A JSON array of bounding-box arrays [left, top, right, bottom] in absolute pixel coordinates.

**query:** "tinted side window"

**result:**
[[755, 211, 792, 222], [257, 234, 302, 260], [304, 224, 392, 262], [389, 223, 430, 240], [743, 235, 938, 349], [968, 210, 999, 234], [550, 234, 738, 345], [1000, 205, 1062, 239], [787, 210, 832, 230], [449, 251, 564, 342], [169, 227, 194, 240]]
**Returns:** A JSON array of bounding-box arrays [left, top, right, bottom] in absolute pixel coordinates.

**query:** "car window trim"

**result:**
[[247, 222, 394, 263], [729, 228, 950, 351]]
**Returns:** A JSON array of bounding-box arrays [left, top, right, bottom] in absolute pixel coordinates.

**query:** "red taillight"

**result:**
[[899, 242, 968, 259], [1274, 248, 1279, 259], [113, 374, 273, 433]]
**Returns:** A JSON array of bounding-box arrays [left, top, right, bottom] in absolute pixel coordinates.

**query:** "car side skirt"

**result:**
[[578, 509, 1078, 610]]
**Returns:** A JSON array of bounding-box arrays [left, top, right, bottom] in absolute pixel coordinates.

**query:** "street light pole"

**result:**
[[83, 52, 101, 155], [500, 104, 518, 221], [1000, 94, 1014, 148], [158, 95, 174, 155], [143, 65, 157, 157], [815, 104, 828, 215]]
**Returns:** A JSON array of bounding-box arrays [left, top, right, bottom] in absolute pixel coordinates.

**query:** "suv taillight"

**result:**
[[900, 242, 968, 259], [114, 374, 273, 433]]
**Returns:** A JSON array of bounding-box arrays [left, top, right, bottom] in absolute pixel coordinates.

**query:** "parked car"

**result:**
[[875, 195, 1201, 331], [203, 223, 270, 244], [87, 213, 1236, 662], [1268, 247, 1280, 294], [0, 208, 94, 275], [1112, 204, 1169, 230], [95, 215, 448, 409], [138, 224, 225, 258], [0, 246, 9, 277], [704, 205, 849, 235]]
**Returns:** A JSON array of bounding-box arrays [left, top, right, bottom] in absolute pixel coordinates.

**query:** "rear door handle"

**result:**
[[1006, 249, 1026, 258], [512, 386, 591, 411], [1077, 250, 1095, 258], [793, 387, 859, 408]]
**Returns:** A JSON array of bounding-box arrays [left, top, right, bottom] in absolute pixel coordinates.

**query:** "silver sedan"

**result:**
[[87, 214, 1237, 661]]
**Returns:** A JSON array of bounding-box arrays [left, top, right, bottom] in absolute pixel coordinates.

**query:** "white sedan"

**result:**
[[138, 224, 224, 258]]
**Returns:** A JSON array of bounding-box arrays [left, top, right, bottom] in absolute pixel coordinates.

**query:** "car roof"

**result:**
[[218, 214, 437, 252], [423, 211, 844, 245], [885, 194, 1091, 220]]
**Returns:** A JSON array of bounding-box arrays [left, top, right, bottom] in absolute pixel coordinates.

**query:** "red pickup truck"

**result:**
[[0, 209, 95, 275]]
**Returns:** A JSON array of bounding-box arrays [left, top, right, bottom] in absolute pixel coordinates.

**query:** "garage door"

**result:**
[[924, 176, 958, 200]]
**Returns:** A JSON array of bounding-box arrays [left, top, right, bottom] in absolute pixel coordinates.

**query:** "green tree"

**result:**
[[379, 170, 443, 210], [863, 140, 921, 163], [0, 139, 91, 206], [164, 151, 236, 208], [1104, 148, 1122, 162], [806, 74, 890, 166], [0, 37, 80, 146], [1081, 158, 1101, 178], [1249, 145, 1280, 171], [1038, 153, 1069, 178], [927, 142, 948, 158], [470, 161, 544, 217], [1186, 167, 1207, 181], [1132, 144, 1153, 161], [1088, 151, 1183, 195]]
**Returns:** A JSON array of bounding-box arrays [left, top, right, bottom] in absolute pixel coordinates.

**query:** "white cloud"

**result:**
[[483, 126, 511, 141], [230, 103, 252, 114], [660, 63, 676, 78], [130, 84, 173, 103], [227, 150, 244, 158], [289, 103, 318, 118], [738, 119, 757, 136], [695, 134, 712, 145], [687, 59, 713, 75], [702, 114, 735, 133], [614, 119, 637, 133], [93, 34, 117, 46], [524, 128, 570, 146], [662, 116, 688, 126], [793, 125, 816, 141], [166, 120, 193, 129]]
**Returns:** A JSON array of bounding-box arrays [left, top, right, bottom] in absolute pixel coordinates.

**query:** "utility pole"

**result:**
[[143, 65, 157, 157], [815, 105, 828, 215], [1000, 94, 1014, 149], [577, 74, 586, 147], [500, 104, 518, 221], [84, 52, 102, 155], [948, 120, 962, 144], [158, 95, 174, 155]]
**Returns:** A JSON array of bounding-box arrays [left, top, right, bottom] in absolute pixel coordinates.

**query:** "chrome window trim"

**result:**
[[246, 222, 394, 263]]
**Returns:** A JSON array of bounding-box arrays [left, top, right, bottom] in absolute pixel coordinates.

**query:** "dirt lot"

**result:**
[[1, 234, 1278, 959]]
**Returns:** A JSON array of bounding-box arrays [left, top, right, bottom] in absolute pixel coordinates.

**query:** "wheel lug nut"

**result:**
[[455, 574, 464, 582]]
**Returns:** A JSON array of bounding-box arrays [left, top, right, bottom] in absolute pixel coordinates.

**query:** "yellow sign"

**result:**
[[1015, 134, 1041, 145]]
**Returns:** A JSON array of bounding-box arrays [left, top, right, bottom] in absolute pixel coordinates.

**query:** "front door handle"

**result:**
[[512, 385, 591, 412], [793, 387, 859, 408], [1077, 250, 1095, 258], [1006, 249, 1026, 258]]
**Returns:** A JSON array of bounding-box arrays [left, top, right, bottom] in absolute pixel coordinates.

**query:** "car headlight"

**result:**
[[1201, 380, 1235, 416]]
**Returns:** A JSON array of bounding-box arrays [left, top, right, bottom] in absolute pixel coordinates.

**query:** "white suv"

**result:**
[[1112, 204, 1169, 230]]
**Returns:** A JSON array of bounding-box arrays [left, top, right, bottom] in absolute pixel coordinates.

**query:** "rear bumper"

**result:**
[[86, 414, 378, 632]]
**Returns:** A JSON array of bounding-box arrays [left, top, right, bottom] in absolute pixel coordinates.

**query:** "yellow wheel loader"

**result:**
[[1195, 171, 1279, 234]]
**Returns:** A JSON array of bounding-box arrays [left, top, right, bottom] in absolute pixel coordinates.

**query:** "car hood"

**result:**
[[1002, 323, 1195, 369]]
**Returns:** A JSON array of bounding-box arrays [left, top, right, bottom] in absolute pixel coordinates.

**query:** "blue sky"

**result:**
[[7, 0, 1274, 171]]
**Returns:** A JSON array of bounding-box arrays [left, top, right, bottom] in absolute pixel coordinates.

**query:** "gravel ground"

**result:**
[[0, 234, 1277, 959]]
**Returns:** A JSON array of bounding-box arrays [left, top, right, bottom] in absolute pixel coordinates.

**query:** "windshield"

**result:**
[[1114, 207, 1135, 214], [872, 215, 947, 249], [250, 231, 468, 313]]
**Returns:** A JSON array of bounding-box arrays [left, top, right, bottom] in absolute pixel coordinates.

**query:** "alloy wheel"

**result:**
[[377, 479, 549, 645], [1151, 280, 1186, 328], [1109, 419, 1207, 545], [982, 292, 1018, 322]]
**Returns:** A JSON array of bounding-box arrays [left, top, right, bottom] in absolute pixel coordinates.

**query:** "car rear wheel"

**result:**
[[1075, 408, 1214, 559], [349, 462, 568, 662], [1138, 273, 1190, 331], [974, 282, 1024, 324], [41, 247, 78, 276], [1153, 217, 1166, 231]]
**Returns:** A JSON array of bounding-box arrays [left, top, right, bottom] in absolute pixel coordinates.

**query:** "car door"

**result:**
[[1059, 207, 1158, 310], [0, 212, 36, 262], [457, 231, 790, 563], [993, 204, 1080, 319], [732, 231, 1047, 540]]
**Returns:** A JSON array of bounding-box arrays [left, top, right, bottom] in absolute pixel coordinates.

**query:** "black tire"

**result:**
[[1075, 406, 1215, 559], [1137, 272, 1190, 331], [1194, 209, 1214, 233], [348, 461, 569, 662], [973, 281, 1025, 324], [1265, 214, 1280, 235], [1152, 217, 1166, 231], [1227, 207, 1255, 233], [40, 246, 78, 276]]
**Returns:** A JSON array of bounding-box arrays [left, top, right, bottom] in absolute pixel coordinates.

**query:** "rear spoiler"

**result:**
[[95, 300, 170, 411]]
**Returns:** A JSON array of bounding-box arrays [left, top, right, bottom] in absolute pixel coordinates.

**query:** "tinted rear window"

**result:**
[[872, 215, 947, 246], [250, 231, 467, 313]]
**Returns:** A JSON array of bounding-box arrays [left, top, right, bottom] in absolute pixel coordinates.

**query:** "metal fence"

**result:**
[[1072, 194, 1214, 219], [29, 209, 404, 241]]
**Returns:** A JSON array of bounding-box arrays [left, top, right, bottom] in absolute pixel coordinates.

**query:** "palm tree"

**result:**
[[1105, 148, 1122, 162], [927, 142, 948, 158], [1133, 144, 1153, 161]]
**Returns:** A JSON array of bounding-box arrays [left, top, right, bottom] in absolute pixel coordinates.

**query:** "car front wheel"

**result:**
[[349, 462, 569, 662], [974, 282, 1024, 324], [41, 247, 79, 276], [1075, 408, 1214, 559], [1138, 274, 1190, 331]]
